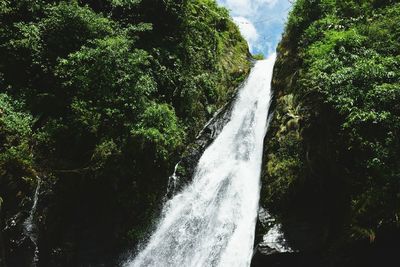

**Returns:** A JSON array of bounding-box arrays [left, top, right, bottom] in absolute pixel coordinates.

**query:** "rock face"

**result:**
[[256, 1, 400, 266], [0, 222, 4, 267], [252, 252, 321, 267], [2, 191, 39, 267], [165, 83, 242, 197]]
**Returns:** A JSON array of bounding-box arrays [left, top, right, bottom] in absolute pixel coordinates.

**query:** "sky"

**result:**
[[217, 0, 293, 56]]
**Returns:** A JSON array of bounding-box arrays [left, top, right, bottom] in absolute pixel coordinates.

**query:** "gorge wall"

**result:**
[[257, 0, 400, 266]]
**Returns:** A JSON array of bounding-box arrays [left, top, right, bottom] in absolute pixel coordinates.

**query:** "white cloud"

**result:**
[[255, 0, 278, 7], [218, 0, 292, 55], [232, 16, 259, 52], [222, 0, 278, 16], [223, 0, 253, 16]]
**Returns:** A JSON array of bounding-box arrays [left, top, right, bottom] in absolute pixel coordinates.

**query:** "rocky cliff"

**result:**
[[256, 0, 400, 266]]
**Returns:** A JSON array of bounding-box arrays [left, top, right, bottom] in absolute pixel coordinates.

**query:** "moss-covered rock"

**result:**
[[259, 0, 400, 265]]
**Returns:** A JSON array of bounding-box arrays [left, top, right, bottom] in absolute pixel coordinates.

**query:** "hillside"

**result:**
[[0, 0, 250, 265], [259, 0, 400, 265]]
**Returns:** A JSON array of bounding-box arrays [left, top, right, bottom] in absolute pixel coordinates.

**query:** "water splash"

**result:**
[[125, 55, 276, 267], [23, 177, 41, 267], [257, 207, 293, 254], [164, 163, 181, 200]]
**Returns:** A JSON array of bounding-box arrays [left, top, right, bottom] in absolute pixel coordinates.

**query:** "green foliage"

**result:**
[[1, 0, 249, 174], [0, 93, 36, 226], [0, 0, 250, 263], [40, 2, 115, 63], [263, 0, 400, 249], [264, 131, 303, 207], [252, 53, 265, 60], [56, 36, 153, 113], [0, 93, 34, 176], [131, 103, 185, 161], [155, 0, 250, 134], [110, 0, 141, 7]]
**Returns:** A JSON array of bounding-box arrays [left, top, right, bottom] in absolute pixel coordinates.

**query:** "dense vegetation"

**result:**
[[261, 0, 400, 265], [0, 0, 250, 265]]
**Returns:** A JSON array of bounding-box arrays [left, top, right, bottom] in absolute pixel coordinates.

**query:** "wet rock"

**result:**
[[3, 211, 38, 266], [253, 207, 295, 262], [165, 89, 239, 197]]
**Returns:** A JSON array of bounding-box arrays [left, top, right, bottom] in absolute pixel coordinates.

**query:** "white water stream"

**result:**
[[24, 177, 41, 266], [126, 54, 276, 267]]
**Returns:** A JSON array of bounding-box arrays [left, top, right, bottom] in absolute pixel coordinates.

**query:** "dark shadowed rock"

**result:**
[[165, 85, 241, 198], [251, 251, 321, 267]]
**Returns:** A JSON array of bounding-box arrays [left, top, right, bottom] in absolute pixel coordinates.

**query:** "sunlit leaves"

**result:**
[[131, 103, 185, 161]]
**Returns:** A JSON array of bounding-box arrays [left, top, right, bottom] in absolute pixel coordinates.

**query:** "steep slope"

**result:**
[[0, 0, 250, 265], [259, 0, 400, 265]]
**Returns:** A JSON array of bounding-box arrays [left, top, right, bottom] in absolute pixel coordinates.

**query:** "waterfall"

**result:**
[[165, 163, 180, 200], [24, 177, 41, 267], [125, 54, 276, 267]]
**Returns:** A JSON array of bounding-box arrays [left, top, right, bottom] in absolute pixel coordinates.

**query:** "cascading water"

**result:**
[[125, 54, 276, 267], [164, 163, 180, 200], [257, 207, 293, 254], [24, 177, 41, 266]]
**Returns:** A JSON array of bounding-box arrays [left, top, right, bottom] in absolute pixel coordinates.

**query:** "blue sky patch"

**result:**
[[217, 0, 292, 56]]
